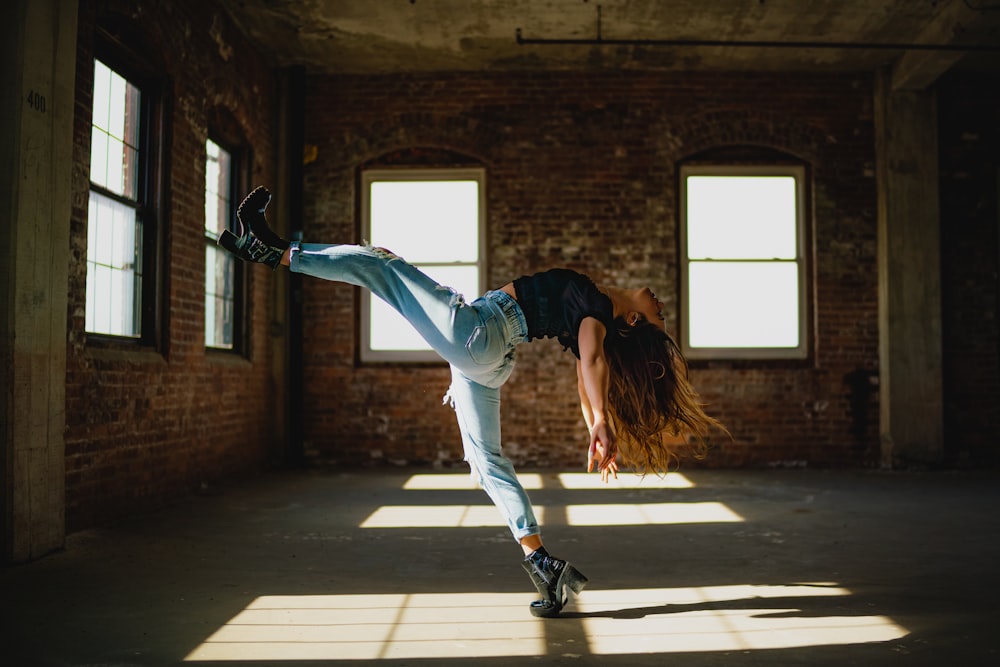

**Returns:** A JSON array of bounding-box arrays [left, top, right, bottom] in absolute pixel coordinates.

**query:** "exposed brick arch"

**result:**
[[327, 113, 508, 169], [668, 109, 833, 165], [360, 146, 482, 169]]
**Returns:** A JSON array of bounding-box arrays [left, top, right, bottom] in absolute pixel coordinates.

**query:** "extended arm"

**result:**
[[577, 317, 619, 482], [576, 359, 595, 432]]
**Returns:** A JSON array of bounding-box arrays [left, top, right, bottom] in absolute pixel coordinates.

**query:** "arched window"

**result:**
[[204, 107, 250, 353], [86, 25, 165, 344]]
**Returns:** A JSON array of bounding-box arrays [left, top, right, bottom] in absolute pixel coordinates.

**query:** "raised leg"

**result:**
[[291, 243, 489, 370]]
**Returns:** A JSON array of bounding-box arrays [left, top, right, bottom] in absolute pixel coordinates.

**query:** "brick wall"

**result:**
[[61, 9, 999, 534], [65, 0, 279, 531], [298, 71, 881, 470], [939, 71, 1000, 467]]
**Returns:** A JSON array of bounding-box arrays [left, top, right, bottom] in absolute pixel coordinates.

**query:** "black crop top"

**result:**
[[512, 268, 615, 358]]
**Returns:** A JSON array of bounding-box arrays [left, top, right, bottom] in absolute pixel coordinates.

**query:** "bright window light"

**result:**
[[681, 166, 807, 359], [184, 585, 907, 661], [86, 194, 140, 335], [370, 181, 480, 263], [686, 176, 797, 260], [204, 139, 236, 349], [361, 169, 485, 362], [89, 60, 140, 199], [688, 261, 800, 348]]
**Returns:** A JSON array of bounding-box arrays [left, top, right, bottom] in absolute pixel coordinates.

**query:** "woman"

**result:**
[[220, 186, 726, 617]]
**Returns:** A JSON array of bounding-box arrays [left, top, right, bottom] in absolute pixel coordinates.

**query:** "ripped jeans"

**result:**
[[289, 243, 540, 541]]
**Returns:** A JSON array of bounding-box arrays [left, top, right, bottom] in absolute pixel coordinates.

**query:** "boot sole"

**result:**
[[218, 229, 241, 253]]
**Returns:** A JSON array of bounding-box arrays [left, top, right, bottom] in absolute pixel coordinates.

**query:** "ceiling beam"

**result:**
[[891, 0, 997, 91]]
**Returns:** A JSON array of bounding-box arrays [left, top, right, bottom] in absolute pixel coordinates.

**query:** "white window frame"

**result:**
[[679, 164, 808, 360], [360, 168, 487, 363]]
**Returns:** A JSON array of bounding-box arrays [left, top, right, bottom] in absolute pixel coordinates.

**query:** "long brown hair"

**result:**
[[604, 318, 729, 473]]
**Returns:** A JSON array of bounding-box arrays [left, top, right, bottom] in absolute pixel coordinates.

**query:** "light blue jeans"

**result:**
[[290, 243, 540, 541]]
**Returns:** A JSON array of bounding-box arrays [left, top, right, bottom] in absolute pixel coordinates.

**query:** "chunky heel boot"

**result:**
[[218, 186, 289, 269], [521, 547, 588, 618]]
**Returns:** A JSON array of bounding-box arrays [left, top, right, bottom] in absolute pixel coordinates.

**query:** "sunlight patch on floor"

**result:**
[[565, 502, 743, 526], [579, 584, 906, 653], [183, 584, 907, 661], [557, 472, 694, 489], [401, 472, 695, 491], [403, 473, 545, 490], [359, 502, 742, 528], [184, 592, 543, 661]]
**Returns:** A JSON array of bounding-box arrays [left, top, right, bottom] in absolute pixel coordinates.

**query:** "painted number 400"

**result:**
[[26, 90, 47, 113]]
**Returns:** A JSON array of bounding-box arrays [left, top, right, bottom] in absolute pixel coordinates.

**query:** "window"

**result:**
[[360, 168, 486, 363], [204, 139, 242, 350], [86, 53, 160, 342], [680, 165, 808, 360]]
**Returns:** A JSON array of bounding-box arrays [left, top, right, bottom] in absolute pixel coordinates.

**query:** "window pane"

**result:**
[[92, 61, 112, 131], [105, 137, 126, 194], [86, 191, 141, 336], [107, 70, 126, 138], [204, 140, 231, 239], [205, 140, 235, 349], [205, 245, 235, 349], [686, 176, 797, 260], [368, 265, 480, 351], [688, 261, 799, 348], [91, 60, 141, 200], [370, 181, 479, 263], [89, 126, 108, 190]]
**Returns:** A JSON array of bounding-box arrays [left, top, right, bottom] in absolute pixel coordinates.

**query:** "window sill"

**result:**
[[84, 339, 166, 366], [206, 348, 253, 369]]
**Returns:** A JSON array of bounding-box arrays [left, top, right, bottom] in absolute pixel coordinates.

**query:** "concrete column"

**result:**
[[874, 69, 944, 468], [0, 0, 78, 562], [275, 66, 306, 467]]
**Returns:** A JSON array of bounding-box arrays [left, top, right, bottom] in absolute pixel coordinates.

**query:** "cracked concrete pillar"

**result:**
[[874, 68, 944, 468], [1, 0, 78, 562]]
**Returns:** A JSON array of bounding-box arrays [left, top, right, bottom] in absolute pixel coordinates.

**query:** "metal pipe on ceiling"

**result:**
[[514, 27, 1000, 53], [516, 3, 1000, 53]]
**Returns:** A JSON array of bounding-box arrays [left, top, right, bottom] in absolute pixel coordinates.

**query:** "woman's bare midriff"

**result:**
[[499, 282, 517, 300]]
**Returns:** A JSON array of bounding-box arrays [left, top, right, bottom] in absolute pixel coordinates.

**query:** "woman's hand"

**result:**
[[587, 420, 619, 483]]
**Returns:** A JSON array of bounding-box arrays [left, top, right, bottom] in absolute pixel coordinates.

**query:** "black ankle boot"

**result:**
[[521, 547, 588, 618], [218, 186, 289, 269]]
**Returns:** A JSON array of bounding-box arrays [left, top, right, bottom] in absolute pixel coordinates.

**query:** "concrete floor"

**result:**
[[2, 468, 999, 666]]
